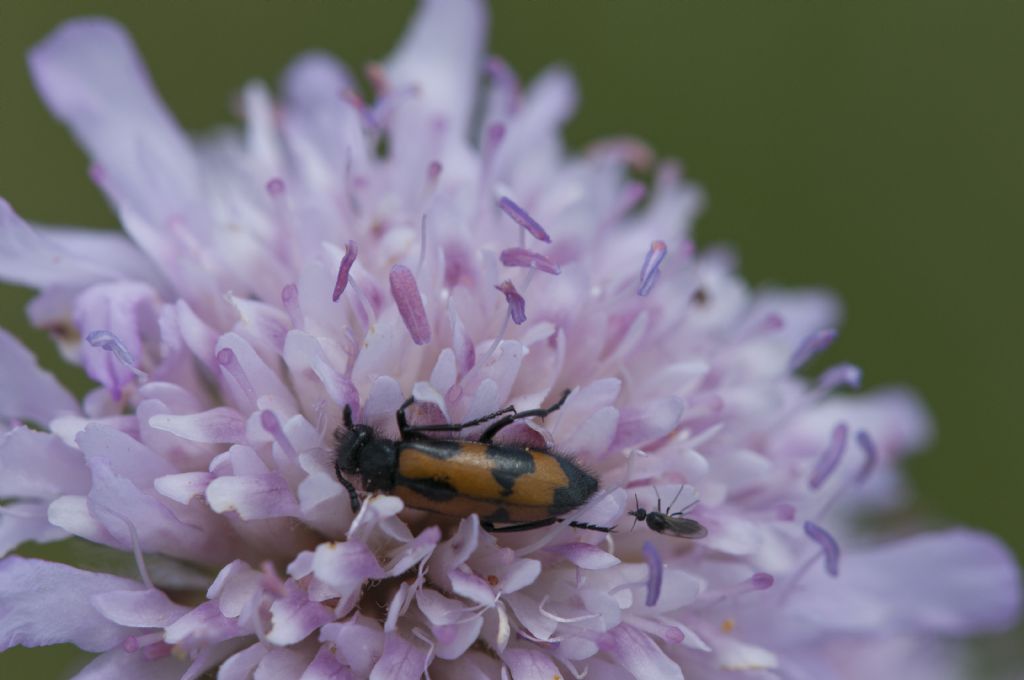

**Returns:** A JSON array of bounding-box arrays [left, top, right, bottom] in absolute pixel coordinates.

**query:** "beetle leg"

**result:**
[[482, 518, 559, 533], [479, 388, 571, 442], [333, 460, 362, 514], [400, 405, 516, 437], [483, 517, 614, 534], [396, 396, 417, 437]]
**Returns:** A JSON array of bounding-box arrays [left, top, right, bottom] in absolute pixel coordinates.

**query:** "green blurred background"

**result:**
[[1, 1, 1021, 677]]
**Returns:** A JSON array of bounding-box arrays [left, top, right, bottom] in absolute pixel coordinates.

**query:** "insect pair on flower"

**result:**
[[334, 389, 708, 539]]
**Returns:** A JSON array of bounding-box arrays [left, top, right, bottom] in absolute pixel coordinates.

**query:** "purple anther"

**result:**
[[818, 363, 862, 392], [642, 540, 663, 606], [122, 636, 140, 653], [86, 330, 145, 378], [804, 521, 840, 577], [638, 240, 667, 296], [809, 423, 849, 489], [750, 572, 775, 590], [266, 178, 286, 196], [495, 280, 527, 325], [499, 247, 561, 275], [854, 430, 879, 483], [333, 240, 359, 302], [390, 264, 432, 345], [498, 196, 551, 243], [789, 328, 839, 371]]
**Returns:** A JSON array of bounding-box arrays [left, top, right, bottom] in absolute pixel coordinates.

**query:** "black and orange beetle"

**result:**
[[334, 389, 609, 532], [628, 487, 708, 539]]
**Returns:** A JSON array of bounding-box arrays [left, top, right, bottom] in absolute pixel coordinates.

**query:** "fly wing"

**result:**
[[663, 516, 708, 539]]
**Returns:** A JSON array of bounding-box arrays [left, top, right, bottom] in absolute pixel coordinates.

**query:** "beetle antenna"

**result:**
[[343, 404, 355, 429]]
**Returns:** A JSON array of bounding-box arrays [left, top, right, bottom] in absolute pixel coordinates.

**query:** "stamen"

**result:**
[[486, 56, 521, 115], [281, 284, 302, 328], [638, 241, 667, 296], [808, 423, 849, 489], [538, 595, 601, 623], [484, 123, 506, 164], [750, 572, 775, 590], [642, 541, 663, 606], [817, 363, 862, 393], [389, 265, 432, 345], [85, 330, 146, 379], [789, 328, 838, 371], [498, 197, 551, 243], [266, 177, 286, 196], [854, 430, 878, 483], [260, 410, 297, 459], [93, 502, 153, 589], [332, 240, 359, 302], [499, 248, 561, 275], [803, 521, 840, 577], [495, 281, 527, 325], [217, 348, 257, 404]]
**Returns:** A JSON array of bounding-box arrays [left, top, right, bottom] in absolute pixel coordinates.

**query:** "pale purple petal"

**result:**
[[255, 645, 318, 680], [543, 543, 620, 570], [386, 0, 486, 133], [0, 427, 88, 498], [0, 557, 140, 652], [321, 615, 384, 678], [267, 587, 334, 645], [0, 200, 135, 289], [28, 18, 199, 226], [600, 624, 684, 680], [312, 541, 387, 595], [218, 643, 270, 680], [0, 326, 79, 423], [91, 588, 190, 628], [206, 473, 301, 520], [611, 397, 684, 450], [369, 632, 428, 680], [163, 600, 243, 646], [300, 645, 352, 680], [503, 647, 562, 680], [148, 407, 247, 444], [70, 648, 187, 680], [153, 472, 214, 505]]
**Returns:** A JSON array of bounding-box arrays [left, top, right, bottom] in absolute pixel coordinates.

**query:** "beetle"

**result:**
[[628, 486, 709, 539], [334, 389, 610, 532]]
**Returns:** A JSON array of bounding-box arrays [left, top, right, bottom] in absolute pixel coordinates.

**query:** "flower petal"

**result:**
[[0, 556, 140, 652], [28, 18, 199, 228], [0, 326, 79, 423]]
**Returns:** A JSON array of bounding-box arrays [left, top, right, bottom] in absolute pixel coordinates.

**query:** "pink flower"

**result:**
[[0, 1, 1019, 678]]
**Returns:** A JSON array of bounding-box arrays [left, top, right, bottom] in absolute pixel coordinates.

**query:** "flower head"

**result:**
[[0, 1, 1019, 678]]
